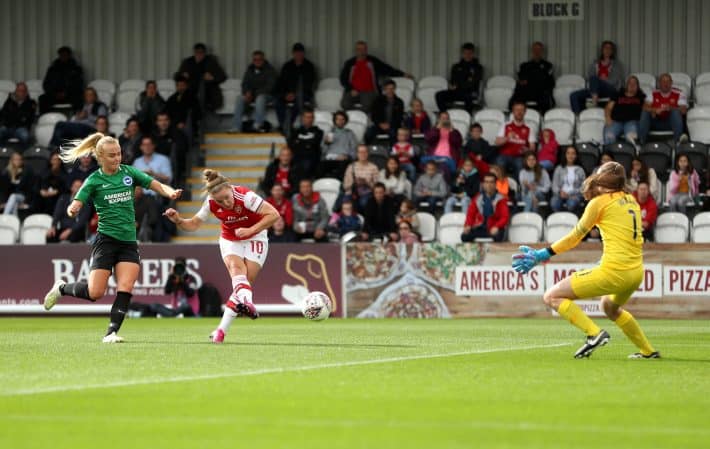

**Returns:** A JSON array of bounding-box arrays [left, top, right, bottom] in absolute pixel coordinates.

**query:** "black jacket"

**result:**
[[42, 57, 84, 101], [165, 273, 198, 297], [275, 59, 317, 99], [260, 160, 302, 196], [0, 94, 37, 128], [288, 126, 323, 169], [178, 54, 227, 111], [371, 95, 405, 128], [449, 58, 484, 93], [166, 90, 201, 126], [462, 138, 496, 164], [241, 62, 278, 96], [340, 55, 404, 91], [363, 196, 396, 236], [517, 59, 555, 93], [450, 171, 481, 197], [52, 192, 91, 234]]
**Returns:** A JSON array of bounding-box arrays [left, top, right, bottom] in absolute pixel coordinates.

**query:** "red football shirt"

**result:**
[[195, 185, 266, 241], [497, 121, 535, 157]]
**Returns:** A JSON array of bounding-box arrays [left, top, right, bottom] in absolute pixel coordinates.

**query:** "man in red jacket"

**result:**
[[632, 181, 658, 242], [461, 172, 510, 242]]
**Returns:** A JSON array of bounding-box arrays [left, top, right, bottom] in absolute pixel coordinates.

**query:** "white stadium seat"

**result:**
[[416, 212, 437, 242], [669, 72, 692, 98], [34, 113, 66, 148], [0, 215, 20, 244], [691, 212, 710, 243], [486, 75, 516, 90], [157, 79, 176, 98], [484, 75, 515, 111], [417, 75, 448, 90], [694, 72, 710, 106], [543, 108, 576, 145], [312, 178, 341, 213], [524, 108, 541, 135], [315, 88, 342, 113], [577, 107, 605, 143], [318, 77, 341, 90], [25, 79, 43, 101], [687, 107, 710, 144], [108, 112, 130, 136], [391, 76, 415, 93], [21, 214, 52, 244], [116, 90, 139, 113], [544, 212, 578, 243], [654, 212, 689, 243], [437, 212, 466, 244], [417, 76, 448, 113], [447, 108, 471, 137], [215, 78, 241, 115], [507, 212, 543, 243], [0, 79, 15, 99], [89, 79, 116, 106], [474, 108, 506, 145], [118, 79, 145, 92], [346, 110, 368, 126], [553, 74, 585, 109], [314, 110, 333, 134], [632, 72, 656, 96]]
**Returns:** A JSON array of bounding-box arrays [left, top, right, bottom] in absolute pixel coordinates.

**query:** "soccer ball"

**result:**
[[301, 291, 332, 321]]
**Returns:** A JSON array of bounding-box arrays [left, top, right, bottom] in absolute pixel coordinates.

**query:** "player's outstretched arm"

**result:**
[[149, 180, 183, 200], [163, 208, 204, 232]]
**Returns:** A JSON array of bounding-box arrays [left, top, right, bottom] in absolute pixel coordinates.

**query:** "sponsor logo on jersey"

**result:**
[[123, 176, 133, 186]]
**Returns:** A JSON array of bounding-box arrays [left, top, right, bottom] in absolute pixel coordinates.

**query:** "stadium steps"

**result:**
[[173, 132, 284, 243]]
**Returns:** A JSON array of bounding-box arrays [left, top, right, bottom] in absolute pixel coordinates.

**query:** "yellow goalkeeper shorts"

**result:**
[[570, 265, 644, 306]]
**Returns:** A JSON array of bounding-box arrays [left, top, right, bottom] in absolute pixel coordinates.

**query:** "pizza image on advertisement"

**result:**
[[357, 273, 450, 319], [410, 242, 484, 290], [346, 242, 404, 290]]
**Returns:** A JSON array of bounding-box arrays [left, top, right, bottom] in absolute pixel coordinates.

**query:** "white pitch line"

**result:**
[[2, 342, 569, 396]]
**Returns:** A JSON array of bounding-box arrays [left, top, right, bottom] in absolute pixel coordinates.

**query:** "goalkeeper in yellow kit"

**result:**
[[512, 161, 659, 359]]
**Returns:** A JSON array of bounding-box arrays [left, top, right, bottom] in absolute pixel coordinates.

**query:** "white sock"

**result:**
[[218, 307, 238, 332], [229, 275, 253, 304]]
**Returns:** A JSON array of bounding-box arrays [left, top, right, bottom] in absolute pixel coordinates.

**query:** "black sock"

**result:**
[[106, 291, 132, 336], [59, 282, 93, 301]]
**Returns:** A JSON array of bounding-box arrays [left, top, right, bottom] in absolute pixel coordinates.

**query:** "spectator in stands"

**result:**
[[343, 144, 380, 211], [362, 182, 397, 241], [49, 87, 108, 149], [550, 146, 585, 213], [436, 42, 483, 112], [0, 82, 36, 146], [603, 75, 645, 145], [397, 220, 421, 244], [153, 112, 188, 183], [495, 102, 535, 176], [36, 153, 68, 215], [94, 115, 112, 137], [232, 50, 277, 133], [423, 111, 462, 177], [46, 179, 90, 243], [178, 43, 227, 113], [403, 98, 432, 136], [414, 160, 448, 214], [379, 156, 411, 206], [461, 172, 509, 242], [518, 151, 550, 212], [444, 157, 480, 214], [570, 40, 626, 113], [268, 216, 297, 243], [66, 153, 97, 185], [339, 40, 410, 112], [136, 80, 165, 134], [133, 185, 160, 242], [639, 73, 688, 145], [510, 41, 555, 113], [537, 128, 558, 171], [320, 111, 357, 179], [593, 151, 615, 174], [667, 153, 699, 213], [462, 122, 495, 164], [629, 156, 659, 199], [396, 199, 419, 232], [39, 46, 84, 113], [260, 146, 301, 197], [266, 184, 293, 229], [118, 117, 142, 165], [165, 75, 200, 132], [293, 179, 329, 242], [289, 108, 323, 173], [0, 152, 35, 216], [275, 43, 317, 134], [391, 128, 416, 182], [365, 79, 405, 144], [133, 136, 173, 196], [327, 200, 362, 237], [633, 181, 658, 242]]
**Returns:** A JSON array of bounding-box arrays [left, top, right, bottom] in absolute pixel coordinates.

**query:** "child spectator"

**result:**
[[266, 184, 294, 229], [328, 200, 362, 237], [414, 161, 448, 214], [628, 156, 659, 199], [379, 157, 411, 205], [633, 181, 658, 242], [668, 153, 700, 213], [537, 128, 558, 171], [489, 165, 510, 199], [551, 146, 585, 213], [403, 98, 431, 136], [268, 216, 297, 243], [396, 199, 419, 232], [461, 123, 495, 164], [391, 128, 417, 182], [518, 151, 550, 212], [444, 158, 480, 214]]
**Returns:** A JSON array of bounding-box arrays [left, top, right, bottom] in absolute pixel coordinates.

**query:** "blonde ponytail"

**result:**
[[203, 169, 230, 194], [59, 132, 119, 164]]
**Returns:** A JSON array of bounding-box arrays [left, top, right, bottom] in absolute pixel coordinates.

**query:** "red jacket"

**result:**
[[266, 196, 294, 227], [633, 192, 658, 230], [465, 192, 510, 232]]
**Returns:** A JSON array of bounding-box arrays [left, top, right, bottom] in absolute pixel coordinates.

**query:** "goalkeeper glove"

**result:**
[[511, 245, 552, 274]]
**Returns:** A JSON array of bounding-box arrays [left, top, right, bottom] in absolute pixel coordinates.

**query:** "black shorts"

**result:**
[[90, 233, 140, 271]]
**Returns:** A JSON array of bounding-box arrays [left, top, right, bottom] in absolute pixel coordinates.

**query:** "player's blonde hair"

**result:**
[[581, 161, 629, 200], [59, 132, 119, 164], [203, 169, 230, 194]]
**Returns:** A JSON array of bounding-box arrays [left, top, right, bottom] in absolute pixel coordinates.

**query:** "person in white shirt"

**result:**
[[132, 136, 172, 196]]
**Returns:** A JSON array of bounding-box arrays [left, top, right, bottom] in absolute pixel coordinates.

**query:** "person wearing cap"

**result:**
[[274, 43, 317, 136], [177, 43, 227, 113], [435, 42, 484, 112], [39, 46, 85, 114]]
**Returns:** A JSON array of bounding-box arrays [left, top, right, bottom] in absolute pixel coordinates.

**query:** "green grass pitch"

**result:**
[[1, 317, 708, 449]]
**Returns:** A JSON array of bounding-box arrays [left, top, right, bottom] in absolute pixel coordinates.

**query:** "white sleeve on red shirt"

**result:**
[[496, 123, 507, 138], [644, 93, 654, 104], [243, 190, 264, 213], [527, 128, 537, 144], [195, 198, 210, 221], [678, 92, 688, 107]]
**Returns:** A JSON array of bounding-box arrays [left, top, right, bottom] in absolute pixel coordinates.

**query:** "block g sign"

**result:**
[[529, 0, 584, 21]]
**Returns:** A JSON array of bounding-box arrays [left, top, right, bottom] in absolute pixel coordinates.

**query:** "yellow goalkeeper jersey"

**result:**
[[551, 191, 643, 270]]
